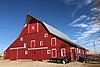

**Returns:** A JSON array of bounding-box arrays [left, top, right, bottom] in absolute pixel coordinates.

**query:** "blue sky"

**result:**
[[0, 0, 99, 53]]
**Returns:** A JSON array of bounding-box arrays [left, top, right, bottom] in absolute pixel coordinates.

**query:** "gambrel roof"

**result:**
[[25, 15, 87, 50]]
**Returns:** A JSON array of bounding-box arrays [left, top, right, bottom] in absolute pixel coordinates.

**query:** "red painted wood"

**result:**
[[52, 49, 57, 58], [4, 15, 88, 61], [10, 50, 17, 60]]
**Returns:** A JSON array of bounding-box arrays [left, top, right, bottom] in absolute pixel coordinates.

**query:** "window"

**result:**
[[44, 33, 48, 38], [20, 37, 23, 41], [32, 26, 35, 30], [24, 43, 27, 48], [79, 49, 80, 54], [51, 38, 56, 46], [61, 48, 66, 57], [82, 50, 84, 54], [25, 51, 28, 55], [40, 41, 43, 46], [47, 50, 51, 54]]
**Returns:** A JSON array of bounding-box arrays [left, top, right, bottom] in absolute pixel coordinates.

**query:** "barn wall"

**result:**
[[4, 16, 88, 61]]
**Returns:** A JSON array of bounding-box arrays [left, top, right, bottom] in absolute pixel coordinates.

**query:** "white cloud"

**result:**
[[86, 42, 94, 46], [95, 41, 100, 44], [73, 23, 88, 28], [85, 0, 93, 5], [77, 32, 90, 40], [62, 0, 93, 16], [69, 15, 87, 25], [77, 25, 99, 40], [72, 18, 99, 40]]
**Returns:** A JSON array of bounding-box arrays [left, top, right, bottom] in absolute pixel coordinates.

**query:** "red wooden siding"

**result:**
[[4, 15, 88, 61]]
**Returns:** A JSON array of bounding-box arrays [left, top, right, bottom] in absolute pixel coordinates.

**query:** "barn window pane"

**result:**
[[61, 48, 66, 57], [47, 50, 50, 54], [20, 37, 23, 41], [51, 38, 56, 46], [24, 43, 27, 48], [25, 51, 28, 55], [44, 33, 48, 38], [40, 41, 43, 46]]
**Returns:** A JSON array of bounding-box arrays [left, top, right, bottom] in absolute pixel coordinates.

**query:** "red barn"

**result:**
[[4, 15, 89, 62]]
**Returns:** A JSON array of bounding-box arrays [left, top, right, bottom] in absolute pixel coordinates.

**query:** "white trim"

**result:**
[[20, 37, 23, 41], [17, 49, 18, 59], [51, 37, 57, 46], [28, 47, 48, 50], [47, 50, 51, 54], [40, 41, 43, 46], [70, 47, 75, 49], [79, 49, 81, 54], [10, 47, 25, 50], [82, 50, 84, 55], [24, 24, 27, 27], [24, 43, 27, 48], [61, 48, 66, 57], [51, 48, 57, 58], [44, 33, 48, 38], [37, 22, 39, 32], [76, 48, 79, 60], [25, 51, 28, 55], [30, 40, 35, 47], [77, 48, 79, 54]]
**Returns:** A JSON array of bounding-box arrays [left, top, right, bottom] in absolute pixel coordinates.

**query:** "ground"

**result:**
[[0, 57, 100, 67], [0, 60, 100, 67]]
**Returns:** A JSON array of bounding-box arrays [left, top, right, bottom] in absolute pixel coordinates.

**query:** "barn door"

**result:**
[[32, 50, 45, 60], [10, 49, 18, 60], [52, 49, 57, 58], [71, 49, 76, 61], [30, 40, 35, 48]]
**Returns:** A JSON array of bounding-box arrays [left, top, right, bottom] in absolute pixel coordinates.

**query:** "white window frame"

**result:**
[[40, 41, 43, 46], [24, 43, 27, 48], [51, 37, 56, 46], [20, 37, 23, 41], [31, 26, 35, 30], [82, 50, 84, 54], [37, 22, 39, 32], [61, 48, 66, 57], [28, 22, 39, 34], [25, 51, 28, 55], [47, 50, 51, 54], [30, 40, 35, 48], [79, 49, 80, 54], [77, 48, 79, 54], [52, 48, 57, 58], [44, 33, 48, 38]]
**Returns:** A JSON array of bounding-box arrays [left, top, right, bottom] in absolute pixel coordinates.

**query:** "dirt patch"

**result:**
[[84, 63, 100, 67], [0, 60, 99, 67]]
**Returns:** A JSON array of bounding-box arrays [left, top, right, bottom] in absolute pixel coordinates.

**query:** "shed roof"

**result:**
[[25, 15, 87, 50]]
